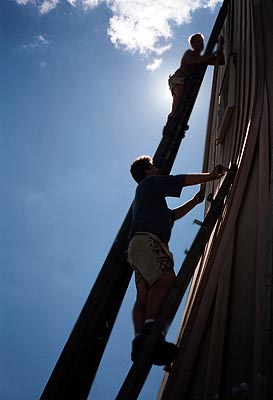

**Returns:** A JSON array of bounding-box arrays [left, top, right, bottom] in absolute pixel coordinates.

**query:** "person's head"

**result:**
[[188, 33, 204, 51], [130, 156, 160, 183]]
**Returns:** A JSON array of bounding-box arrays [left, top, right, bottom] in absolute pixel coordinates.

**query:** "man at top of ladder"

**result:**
[[127, 156, 224, 366], [168, 33, 225, 119]]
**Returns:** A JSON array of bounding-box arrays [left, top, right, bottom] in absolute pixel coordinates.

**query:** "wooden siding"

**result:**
[[158, 1, 273, 399]]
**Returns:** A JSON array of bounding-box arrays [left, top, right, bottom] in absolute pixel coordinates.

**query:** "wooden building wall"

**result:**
[[158, 1, 273, 399]]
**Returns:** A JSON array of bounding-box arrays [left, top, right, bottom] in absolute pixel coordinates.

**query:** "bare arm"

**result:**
[[184, 50, 215, 66], [208, 36, 225, 66], [208, 50, 225, 66], [183, 165, 224, 187], [173, 187, 205, 221], [185, 51, 224, 67]]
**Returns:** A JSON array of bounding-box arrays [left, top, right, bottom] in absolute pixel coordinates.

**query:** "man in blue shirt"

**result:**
[[128, 155, 223, 365]]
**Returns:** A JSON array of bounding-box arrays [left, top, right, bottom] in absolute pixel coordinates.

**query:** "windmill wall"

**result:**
[[158, 1, 273, 398]]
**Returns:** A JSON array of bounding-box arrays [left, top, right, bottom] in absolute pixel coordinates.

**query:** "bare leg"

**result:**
[[131, 273, 178, 365], [168, 84, 184, 118], [133, 277, 150, 334], [146, 273, 176, 320]]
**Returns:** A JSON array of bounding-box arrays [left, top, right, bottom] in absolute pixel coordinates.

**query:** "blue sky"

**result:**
[[1, 1, 221, 398]]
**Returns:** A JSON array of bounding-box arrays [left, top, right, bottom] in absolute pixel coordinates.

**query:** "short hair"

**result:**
[[130, 155, 152, 183], [188, 33, 204, 47]]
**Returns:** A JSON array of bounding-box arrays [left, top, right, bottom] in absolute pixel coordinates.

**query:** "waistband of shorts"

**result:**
[[132, 232, 166, 246]]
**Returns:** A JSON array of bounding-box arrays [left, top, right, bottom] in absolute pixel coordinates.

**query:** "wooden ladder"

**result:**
[[40, 1, 230, 399]]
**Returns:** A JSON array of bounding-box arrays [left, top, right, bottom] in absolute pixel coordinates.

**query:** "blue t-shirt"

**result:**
[[130, 174, 185, 244]]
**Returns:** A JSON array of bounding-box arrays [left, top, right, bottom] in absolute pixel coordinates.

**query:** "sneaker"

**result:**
[[131, 322, 178, 366], [151, 339, 179, 366], [131, 334, 145, 362], [131, 322, 155, 362]]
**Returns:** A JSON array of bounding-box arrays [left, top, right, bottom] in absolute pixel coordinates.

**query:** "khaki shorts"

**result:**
[[168, 74, 186, 91], [127, 233, 174, 286]]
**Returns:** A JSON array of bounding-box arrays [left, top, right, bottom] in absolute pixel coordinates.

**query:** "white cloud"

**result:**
[[15, 0, 60, 12], [39, 0, 59, 14], [205, 0, 221, 7], [67, 0, 77, 6], [15, 0, 221, 60], [37, 35, 50, 45], [16, 0, 31, 4], [21, 34, 51, 52], [146, 58, 162, 72], [106, 1, 187, 55], [82, 0, 100, 9], [104, 0, 221, 56]]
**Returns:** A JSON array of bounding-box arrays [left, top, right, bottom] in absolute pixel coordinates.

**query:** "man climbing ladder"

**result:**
[[128, 155, 224, 365], [168, 33, 225, 119], [116, 164, 237, 400]]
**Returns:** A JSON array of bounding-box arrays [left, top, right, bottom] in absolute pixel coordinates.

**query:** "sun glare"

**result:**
[[151, 74, 172, 114]]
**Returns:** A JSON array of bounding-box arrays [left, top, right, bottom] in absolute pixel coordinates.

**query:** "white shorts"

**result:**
[[127, 233, 174, 286]]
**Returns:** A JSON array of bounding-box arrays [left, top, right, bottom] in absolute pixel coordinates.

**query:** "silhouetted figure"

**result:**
[[128, 155, 224, 365], [168, 33, 225, 118]]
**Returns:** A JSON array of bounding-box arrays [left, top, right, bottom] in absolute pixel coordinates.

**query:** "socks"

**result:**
[[143, 319, 166, 337], [144, 319, 155, 325], [135, 319, 166, 338]]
